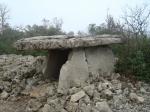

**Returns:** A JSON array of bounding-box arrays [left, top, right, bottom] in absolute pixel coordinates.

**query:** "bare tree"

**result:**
[[0, 3, 9, 35], [52, 17, 63, 30], [105, 14, 124, 34], [122, 4, 150, 37], [42, 18, 50, 28]]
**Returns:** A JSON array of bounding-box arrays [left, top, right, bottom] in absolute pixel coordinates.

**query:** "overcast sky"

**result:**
[[0, 0, 149, 33]]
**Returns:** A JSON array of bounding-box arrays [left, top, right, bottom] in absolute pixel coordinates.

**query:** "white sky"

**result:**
[[0, 0, 149, 33]]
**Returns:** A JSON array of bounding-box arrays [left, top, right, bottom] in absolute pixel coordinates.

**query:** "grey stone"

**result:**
[[14, 35, 123, 50], [58, 49, 89, 92], [83, 95, 91, 104], [80, 104, 92, 112], [58, 46, 115, 92], [95, 101, 112, 112], [98, 82, 103, 92], [70, 90, 86, 102], [129, 93, 144, 103], [1, 91, 9, 99], [26, 99, 42, 112], [61, 108, 68, 112], [69, 87, 79, 95], [42, 104, 51, 112], [46, 86, 54, 96], [65, 102, 78, 112], [101, 82, 113, 90], [111, 73, 120, 80], [85, 46, 115, 75], [83, 84, 95, 97], [93, 90, 101, 102], [102, 89, 113, 99], [140, 87, 147, 93]]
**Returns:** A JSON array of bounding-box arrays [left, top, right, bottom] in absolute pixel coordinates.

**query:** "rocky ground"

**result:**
[[0, 54, 150, 112]]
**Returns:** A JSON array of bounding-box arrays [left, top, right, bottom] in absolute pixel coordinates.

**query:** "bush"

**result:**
[[113, 37, 150, 82]]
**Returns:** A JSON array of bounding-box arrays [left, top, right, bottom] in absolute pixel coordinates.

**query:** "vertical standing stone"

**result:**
[[58, 46, 115, 93], [58, 48, 89, 93], [85, 46, 115, 75]]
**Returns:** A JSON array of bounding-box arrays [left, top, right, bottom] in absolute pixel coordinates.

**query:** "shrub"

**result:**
[[113, 37, 150, 82]]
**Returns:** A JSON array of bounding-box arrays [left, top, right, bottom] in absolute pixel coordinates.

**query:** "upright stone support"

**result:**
[[58, 46, 115, 93]]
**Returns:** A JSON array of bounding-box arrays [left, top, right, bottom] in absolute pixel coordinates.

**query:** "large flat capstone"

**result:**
[[14, 35, 122, 50], [14, 34, 123, 93]]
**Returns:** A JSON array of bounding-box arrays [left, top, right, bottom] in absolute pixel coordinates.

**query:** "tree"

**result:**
[[88, 14, 124, 35], [0, 3, 9, 35], [88, 24, 96, 35], [105, 14, 124, 34], [42, 18, 50, 28], [52, 17, 63, 31], [122, 4, 150, 37]]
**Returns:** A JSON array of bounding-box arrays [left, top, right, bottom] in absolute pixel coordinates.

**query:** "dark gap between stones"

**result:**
[[45, 49, 71, 80]]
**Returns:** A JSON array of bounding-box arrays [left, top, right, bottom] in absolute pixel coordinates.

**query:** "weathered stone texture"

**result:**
[[85, 46, 115, 75], [14, 35, 123, 50], [58, 48, 89, 93], [58, 46, 115, 92]]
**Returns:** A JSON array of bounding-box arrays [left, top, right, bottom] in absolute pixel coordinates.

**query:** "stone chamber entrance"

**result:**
[[44, 49, 72, 80]]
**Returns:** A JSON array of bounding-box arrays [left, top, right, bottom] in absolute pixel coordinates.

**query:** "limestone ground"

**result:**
[[0, 54, 150, 112]]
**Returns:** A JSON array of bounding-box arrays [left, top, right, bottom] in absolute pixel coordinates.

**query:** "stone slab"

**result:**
[[57, 46, 115, 92], [58, 48, 89, 93], [14, 34, 123, 50]]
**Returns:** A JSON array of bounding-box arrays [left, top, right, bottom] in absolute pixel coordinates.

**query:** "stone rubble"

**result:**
[[0, 54, 150, 112], [70, 90, 86, 102]]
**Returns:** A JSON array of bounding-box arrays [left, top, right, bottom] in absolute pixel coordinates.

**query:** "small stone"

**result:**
[[101, 82, 112, 90], [46, 86, 54, 96], [115, 89, 122, 94], [129, 93, 138, 101], [61, 108, 68, 112], [97, 83, 102, 92], [42, 104, 51, 112], [123, 88, 129, 96], [93, 90, 101, 102], [66, 102, 78, 112], [70, 90, 86, 102], [83, 95, 91, 104], [80, 104, 92, 112], [47, 98, 58, 106], [83, 84, 95, 97], [102, 89, 113, 99], [111, 73, 120, 80], [129, 93, 144, 103], [92, 107, 99, 112], [69, 87, 79, 94], [1, 91, 9, 99], [140, 87, 146, 93], [95, 101, 112, 112], [137, 96, 144, 103], [26, 99, 42, 112]]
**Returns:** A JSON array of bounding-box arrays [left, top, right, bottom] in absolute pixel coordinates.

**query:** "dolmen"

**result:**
[[14, 34, 123, 93]]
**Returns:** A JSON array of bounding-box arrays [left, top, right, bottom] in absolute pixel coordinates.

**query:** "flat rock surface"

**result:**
[[14, 34, 123, 50]]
